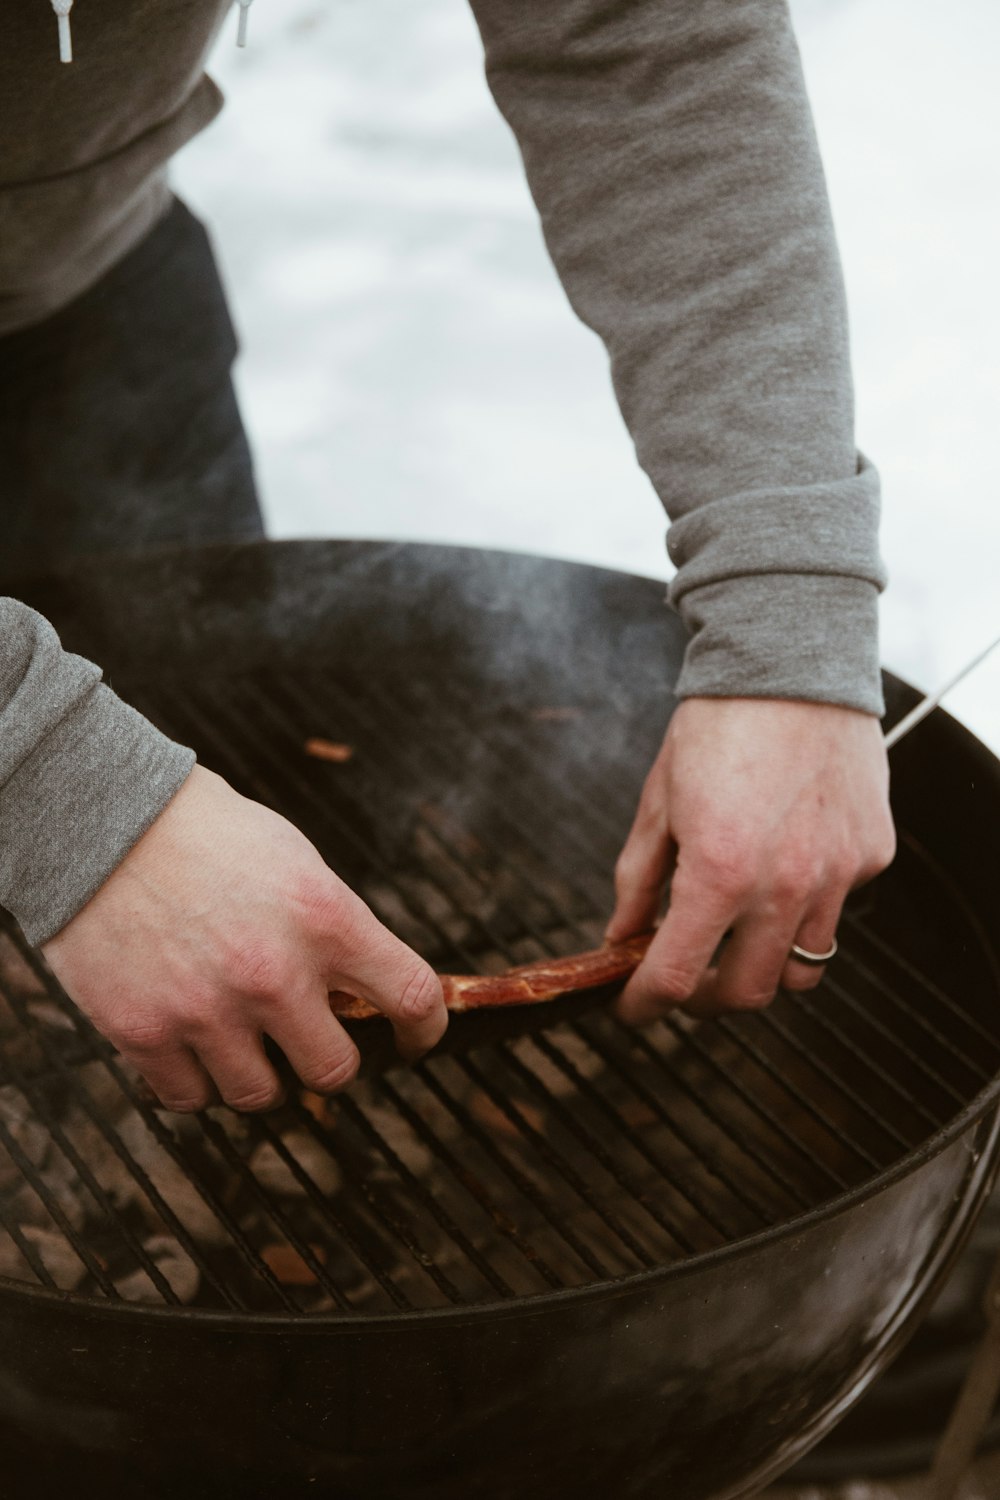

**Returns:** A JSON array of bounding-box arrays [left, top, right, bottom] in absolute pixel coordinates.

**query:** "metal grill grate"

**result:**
[[0, 665, 997, 1317]]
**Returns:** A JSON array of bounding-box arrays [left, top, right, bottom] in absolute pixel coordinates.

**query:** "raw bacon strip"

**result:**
[[329, 934, 653, 1021], [304, 738, 354, 763]]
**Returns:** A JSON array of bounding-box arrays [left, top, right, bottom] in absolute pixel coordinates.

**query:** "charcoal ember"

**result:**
[[260, 1241, 327, 1286], [114, 1113, 232, 1247], [0, 1224, 88, 1290], [113, 1234, 200, 1305], [248, 1134, 341, 1199]]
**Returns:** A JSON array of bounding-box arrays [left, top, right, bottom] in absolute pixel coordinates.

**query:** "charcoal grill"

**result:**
[[1, 539, 999, 1500]]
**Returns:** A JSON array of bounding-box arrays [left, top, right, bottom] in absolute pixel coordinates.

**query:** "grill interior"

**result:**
[[1, 657, 998, 1319]]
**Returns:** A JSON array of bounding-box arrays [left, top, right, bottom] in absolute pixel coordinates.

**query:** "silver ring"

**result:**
[[789, 938, 838, 967]]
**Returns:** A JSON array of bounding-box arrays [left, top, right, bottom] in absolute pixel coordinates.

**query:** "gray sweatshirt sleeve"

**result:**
[[0, 597, 195, 946], [467, 0, 887, 714]]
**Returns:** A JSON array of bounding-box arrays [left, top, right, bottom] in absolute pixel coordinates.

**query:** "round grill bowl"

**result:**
[[1, 540, 999, 1500]]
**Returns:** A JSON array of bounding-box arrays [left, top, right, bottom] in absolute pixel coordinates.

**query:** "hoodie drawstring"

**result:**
[[50, 0, 73, 64], [48, 0, 256, 63], [236, 0, 255, 48]]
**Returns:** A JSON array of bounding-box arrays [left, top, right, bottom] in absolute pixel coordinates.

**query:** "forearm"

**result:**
[[468, 0, 886, 712], [0, 597, 194, 945]]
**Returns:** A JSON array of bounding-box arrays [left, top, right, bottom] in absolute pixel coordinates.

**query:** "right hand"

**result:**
[[41, 765, 447, 1112]]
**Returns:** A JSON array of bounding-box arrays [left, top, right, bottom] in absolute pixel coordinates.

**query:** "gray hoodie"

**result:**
[[0, 0, 886, 947]]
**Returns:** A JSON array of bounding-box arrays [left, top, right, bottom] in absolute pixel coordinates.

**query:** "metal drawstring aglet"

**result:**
[[50, 0, 74, 63], [236, 0, 254, 48]]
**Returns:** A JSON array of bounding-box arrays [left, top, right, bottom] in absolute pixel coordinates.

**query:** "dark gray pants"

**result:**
[[0, 195, 263, 576]]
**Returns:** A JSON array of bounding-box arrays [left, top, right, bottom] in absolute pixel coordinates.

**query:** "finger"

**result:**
[[194, 1030, 286, 1113], [606, 799, 674, 943], [118, 1042, 216, 1114], [614, 867, 739, 1025], [268, 984, 361, 1095], [780, 890, 847, 993], [329, 900, 447, 1060], [708, 906, 806, 1012]]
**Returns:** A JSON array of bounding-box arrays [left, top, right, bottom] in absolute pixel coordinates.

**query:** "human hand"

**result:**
[[42, 765, 446, 1111], [606, 698, 895, 1022]]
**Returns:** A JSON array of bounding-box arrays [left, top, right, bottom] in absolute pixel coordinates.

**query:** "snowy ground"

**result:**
[[172, 0, 1000, 751]]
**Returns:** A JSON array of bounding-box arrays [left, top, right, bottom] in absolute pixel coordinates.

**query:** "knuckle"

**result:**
[[695, 840, 754, 899], [859, 829, 897, 882], [224, 1081, 284, 1114], [770, 852, 822, 904], [294, 873, 350, 937], [109, 1011, 174, 1055], [395, 962, 443, 1023], [228, 942, 289, 1000], [303, 1049, 360, 1095]]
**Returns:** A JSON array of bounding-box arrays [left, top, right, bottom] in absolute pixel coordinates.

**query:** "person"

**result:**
[[0, 0, 895, 1113]]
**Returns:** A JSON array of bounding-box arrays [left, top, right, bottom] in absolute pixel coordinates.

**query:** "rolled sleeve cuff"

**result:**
[[672, 571, 885, 716], [0, 681, 195, 946]]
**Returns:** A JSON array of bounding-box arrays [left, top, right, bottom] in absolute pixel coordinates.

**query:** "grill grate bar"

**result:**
[[0, 1005, 180, 1303], [329, 1092, 514, 1301], [572, 1018, 771, 1233], [0, 1099, 115, 1296], [376, 1073, 561, 1291], [537, 1022, 736, 1243], [186, 1113, 341, 1314], [619, 1022, 818, 1211], [299, 676, 599, 954], [277, 1101, 436, 1310], [266, 678, 596, 970], [755, 1009, 916, 1155], [655, 1016, 852, 1195], [837, 945, 996, 1086], [155, 687, 479, 970], [332, 1096, 471, 1305], [0, 1189, 58, 1290], [0, 940, 250, 1305], [351, 676, 611, 934], [523, 1033, 700, 1256], [710, 1017, 885, 1173], [425, 675, 631, 852], [240, 1117, 364, 1313], [843, 909, 1000, 1052], [457, 1052, 645, 1274], [0, 924, 262, 1311], [415, 1059, 605, 1283], [498, 1040, 680, 1262], [808, 982, 969, 1117]]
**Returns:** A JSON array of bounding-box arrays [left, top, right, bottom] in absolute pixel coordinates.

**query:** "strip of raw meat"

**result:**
[[329, 934, 653, 1020]]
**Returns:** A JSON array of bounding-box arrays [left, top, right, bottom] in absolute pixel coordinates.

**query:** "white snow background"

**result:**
[[172, 0, 1000, 751]]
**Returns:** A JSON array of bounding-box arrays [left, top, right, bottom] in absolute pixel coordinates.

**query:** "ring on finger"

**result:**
[[789, 937, 838, 967]]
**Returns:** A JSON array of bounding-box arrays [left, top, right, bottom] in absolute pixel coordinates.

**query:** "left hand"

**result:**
[[607, 697, 896, 1023]]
